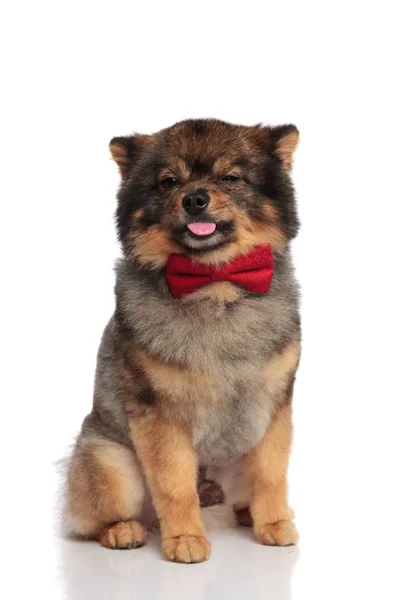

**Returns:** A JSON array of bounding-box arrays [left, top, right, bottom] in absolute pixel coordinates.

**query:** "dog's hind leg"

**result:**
[[65, 437, 147, 549]]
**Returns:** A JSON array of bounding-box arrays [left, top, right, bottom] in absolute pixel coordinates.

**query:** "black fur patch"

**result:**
[[198, 479, 225, 507], [136, 387, 156, 406], [190, 120, 207, 137], [190, 161, 214, 178]]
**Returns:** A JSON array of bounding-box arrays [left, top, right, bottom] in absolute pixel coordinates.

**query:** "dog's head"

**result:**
[[110, 119, 299, 268]]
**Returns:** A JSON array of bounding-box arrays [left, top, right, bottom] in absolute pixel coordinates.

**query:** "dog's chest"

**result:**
[[132, 297, 282, 465], [124, 279, 296, 465], [185, 363, 272, 467]]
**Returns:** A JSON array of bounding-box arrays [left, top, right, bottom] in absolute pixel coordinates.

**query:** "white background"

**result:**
[[1, 1, 399, 598]]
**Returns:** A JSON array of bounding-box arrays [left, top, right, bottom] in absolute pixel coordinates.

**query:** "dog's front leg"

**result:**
[[130, 416, 210, 563], [245, 400, 299, 547]]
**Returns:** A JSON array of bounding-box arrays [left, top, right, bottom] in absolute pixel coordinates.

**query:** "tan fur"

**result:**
[[109, 143, 131, 168], [66, 439, 145, 539], [245, 400, 299, 546], [183, 281, 243, 302], [109, 134, 154, 176], [263, 337, 301, 399], [129, 415, 210, 562], [135, 349, 211, 401], [235, 215, 284, 255], [230, 338, 300, 543], [162, 535, 211, 563], [274, 130, 299, 171], [128, 223, 183, 269], [213, 156, 244, 176]]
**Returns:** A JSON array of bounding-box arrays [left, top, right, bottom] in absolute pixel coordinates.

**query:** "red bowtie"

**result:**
[[166, 244, 274, 298]]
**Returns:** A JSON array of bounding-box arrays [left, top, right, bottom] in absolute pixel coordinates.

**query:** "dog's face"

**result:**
[[110, 119, 299, 268]]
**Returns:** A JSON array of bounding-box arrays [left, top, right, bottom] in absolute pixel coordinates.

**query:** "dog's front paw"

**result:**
[[162, 534, 211, 563], [255, 520, 299, 546]]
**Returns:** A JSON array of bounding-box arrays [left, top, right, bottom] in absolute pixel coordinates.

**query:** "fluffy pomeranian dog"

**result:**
[[65, 118, 301, 563]]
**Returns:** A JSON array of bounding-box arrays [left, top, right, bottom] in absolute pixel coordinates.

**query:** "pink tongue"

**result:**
[[187, 222, 216, 236]]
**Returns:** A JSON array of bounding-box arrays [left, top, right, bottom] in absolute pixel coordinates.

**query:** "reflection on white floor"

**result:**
[[5, 451, 400, 600], [56, 528, 298, 600]]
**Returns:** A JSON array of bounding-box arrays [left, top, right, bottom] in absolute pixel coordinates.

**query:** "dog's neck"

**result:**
[[117, 244, 292, 303], [165, 244, 275, 299]]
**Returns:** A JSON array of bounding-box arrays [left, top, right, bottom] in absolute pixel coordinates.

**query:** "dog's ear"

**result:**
[[268, 124, 299, 171], [109, 134, 154, 178]]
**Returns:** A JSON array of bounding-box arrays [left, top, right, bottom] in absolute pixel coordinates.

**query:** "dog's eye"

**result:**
[[161, 177, 179, 189], [220, 175, 239, 183]]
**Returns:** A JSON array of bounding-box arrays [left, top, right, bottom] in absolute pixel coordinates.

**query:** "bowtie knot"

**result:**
[[166, 244, 274, 298]]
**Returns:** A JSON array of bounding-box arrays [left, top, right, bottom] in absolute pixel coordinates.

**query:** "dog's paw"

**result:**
[[99, 520, 147, 549], [255, 520, 299, 546], [162, 534, 211, 563]]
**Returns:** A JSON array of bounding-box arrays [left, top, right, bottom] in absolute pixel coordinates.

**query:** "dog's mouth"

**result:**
[[172, 219, 235, 252], [186, 222, 217, 237]]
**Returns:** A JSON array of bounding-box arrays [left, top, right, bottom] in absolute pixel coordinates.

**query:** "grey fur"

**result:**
[[80, 249, 300, 467]]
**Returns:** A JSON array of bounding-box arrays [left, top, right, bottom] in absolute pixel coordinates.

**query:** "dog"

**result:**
[[65, 118, 301, 563]]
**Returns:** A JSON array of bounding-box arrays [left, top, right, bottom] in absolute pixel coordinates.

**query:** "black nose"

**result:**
[[182, 191, 210, 216]]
